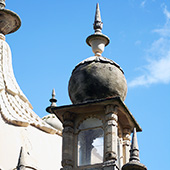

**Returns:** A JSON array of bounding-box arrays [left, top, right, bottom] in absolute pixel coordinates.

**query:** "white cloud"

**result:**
[[154, 27, 170, 37], [129, 52, 170, 87], [128, 5, 170, 88], [163, 4, 170, 21], [153, 5, 170, 37]]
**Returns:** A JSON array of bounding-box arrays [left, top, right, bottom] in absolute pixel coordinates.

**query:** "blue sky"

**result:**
[[5, 0, 170, 170]]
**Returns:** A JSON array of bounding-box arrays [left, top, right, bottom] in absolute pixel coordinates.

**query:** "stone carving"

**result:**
[[122, 128, 131, 164], [104, 105, 118, 162], [77, 114, 104, 130], [61, 112, 74, 170]]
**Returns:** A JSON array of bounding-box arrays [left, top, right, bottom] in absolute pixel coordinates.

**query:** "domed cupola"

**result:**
[[68, 3, 127, 104], [47, 4, 144, 170]]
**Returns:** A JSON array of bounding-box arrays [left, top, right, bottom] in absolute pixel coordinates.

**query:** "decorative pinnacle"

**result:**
[[129, 128, 140, 162], [0, 0, 5, 9], [122, 128, 147, 170], [93, 3, 103, 33], [86, 3, 110, 56], [49, 89, 57, 107]]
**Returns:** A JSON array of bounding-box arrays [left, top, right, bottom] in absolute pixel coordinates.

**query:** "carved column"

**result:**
[[61, 112, 74, 170], [104, 105, 118, 168], [122, 128, 131, 164], [118, 137, 124, 168]]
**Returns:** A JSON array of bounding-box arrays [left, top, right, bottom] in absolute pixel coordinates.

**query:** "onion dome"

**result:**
[[68, 3, 127, 104]]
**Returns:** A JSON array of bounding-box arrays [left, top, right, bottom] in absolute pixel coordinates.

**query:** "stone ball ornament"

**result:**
[[68, 56, 127, 104]]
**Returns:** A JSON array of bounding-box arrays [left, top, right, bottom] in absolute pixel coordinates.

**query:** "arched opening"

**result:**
[[77, 118, 104, 166]]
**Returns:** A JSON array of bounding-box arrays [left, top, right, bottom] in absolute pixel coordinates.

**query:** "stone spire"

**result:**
[[86, 3, 110, 56], [50, 88, 57, 107], [93, 3, 103, 33], [129, 128, 140, 162], [17, 147, 40, 170], [46, 89, 58, 113], [122, 128, 147, 170]]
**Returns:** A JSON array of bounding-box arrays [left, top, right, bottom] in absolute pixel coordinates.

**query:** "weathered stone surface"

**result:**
[[122, 161, 147, 170], [69, 57, 127, 104], [0, 9, 21, 35], [122, 128, 147, 170]]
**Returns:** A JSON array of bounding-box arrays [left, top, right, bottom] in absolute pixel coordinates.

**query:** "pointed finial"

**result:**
[[46, 89, 57, 114], [86, 3, 110, 56], [49, 88, 57, 107], [129, 128, 140, 162], [0, 0, 5, 9], [93, 3, 103, 33], [122, 128, 147, 170], [17, 147, 39, 170], [17, 147, 27, 168], [52, 88, 56, 98]]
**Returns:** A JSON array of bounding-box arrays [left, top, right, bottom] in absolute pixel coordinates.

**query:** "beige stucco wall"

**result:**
[[0, 114, 62, 170]]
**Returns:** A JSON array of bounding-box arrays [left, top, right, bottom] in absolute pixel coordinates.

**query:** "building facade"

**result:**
[[0, 1, 147, 170]]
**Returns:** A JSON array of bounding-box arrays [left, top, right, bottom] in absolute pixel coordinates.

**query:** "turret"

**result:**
[[47, 3, 146, 170]]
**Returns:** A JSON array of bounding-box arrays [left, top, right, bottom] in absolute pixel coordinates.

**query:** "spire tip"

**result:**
[[86, 3, 110, 55], [50, 88, 57, 107], [52, 88, 56, 98], [93, 3, 103, 33], [129, 128, 140, 162]]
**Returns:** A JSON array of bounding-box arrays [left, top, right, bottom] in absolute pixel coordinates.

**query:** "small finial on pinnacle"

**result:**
[[52, 88, 56, 98], [122, 128, 147, 170], [86, 3, 110, 56], [129, 128, 140, 162], [49, 89, 57, 107], [93, 3, 103, 33], [0, 0, 5, 9]]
